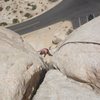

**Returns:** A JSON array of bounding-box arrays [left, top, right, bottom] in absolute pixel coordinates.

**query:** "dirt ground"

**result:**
[[22, 20, 73, 51], [0, 0, 62, 26]]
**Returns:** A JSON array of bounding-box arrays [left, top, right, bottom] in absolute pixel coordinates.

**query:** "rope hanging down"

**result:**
[[56, 41, 100, 52]]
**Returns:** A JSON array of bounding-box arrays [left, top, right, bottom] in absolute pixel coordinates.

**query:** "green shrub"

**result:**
[[6, 6, 10, 11], [0, 22, 8, 26], [12, 18, 19, 24], [66, 29, 73, 35], [24, 13, 32, 18], [31, 5, 37, 10]]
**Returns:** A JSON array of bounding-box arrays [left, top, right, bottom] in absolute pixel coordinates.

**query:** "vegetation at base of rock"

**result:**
[[0, 22, 8, 26], [67, 29, 73, 35], [12, 18, 19, 24], [24, 13, 33, 18]]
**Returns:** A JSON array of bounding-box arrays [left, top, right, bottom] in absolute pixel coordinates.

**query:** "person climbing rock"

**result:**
[[38, 48, 53, 57]]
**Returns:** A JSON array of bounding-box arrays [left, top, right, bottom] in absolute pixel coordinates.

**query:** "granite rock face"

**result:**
[[33, 17, 100, 100], [1, 15, 100, 100], [33, 70, 100, 100], [0, 27, 46, 100], [52, 16, 100, 91]]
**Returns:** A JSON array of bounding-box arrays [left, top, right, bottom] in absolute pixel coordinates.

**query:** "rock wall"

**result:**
[[0, 27, 47, 100], [33, 70, 100, 100], [52, 16, 100, 92]]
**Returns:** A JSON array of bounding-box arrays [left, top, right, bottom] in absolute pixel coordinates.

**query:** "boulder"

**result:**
[[52, 23, 73, 45], [0, 27, 47, 100], [33, 70, 100, 100], [52, 16, 100, 91]]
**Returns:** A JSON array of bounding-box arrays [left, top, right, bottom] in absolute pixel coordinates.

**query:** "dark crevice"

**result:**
[[22, 56, 54, 100], [22, 69, 47, 100], [30, 69, 47, 100]]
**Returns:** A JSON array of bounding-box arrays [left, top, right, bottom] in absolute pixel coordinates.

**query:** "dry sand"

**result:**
[[22, 20, 73, 51], [0, 0, 62, 26]]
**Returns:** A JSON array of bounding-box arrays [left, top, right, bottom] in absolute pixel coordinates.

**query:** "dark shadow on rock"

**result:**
[[22, 69, 47, 100]]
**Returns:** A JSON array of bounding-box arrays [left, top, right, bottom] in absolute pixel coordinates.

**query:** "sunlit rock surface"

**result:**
[[52, 16, 100, 92], [0, 27, 46, 100], [33, 70, 100, 100]]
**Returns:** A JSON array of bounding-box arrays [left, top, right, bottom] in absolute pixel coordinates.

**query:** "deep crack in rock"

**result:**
[[22, 68, 47, 100], [30, 69, 47, 100]]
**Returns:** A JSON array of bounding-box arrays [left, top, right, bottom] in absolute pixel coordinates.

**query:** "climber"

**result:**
[[38, 48, 53, 57]]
